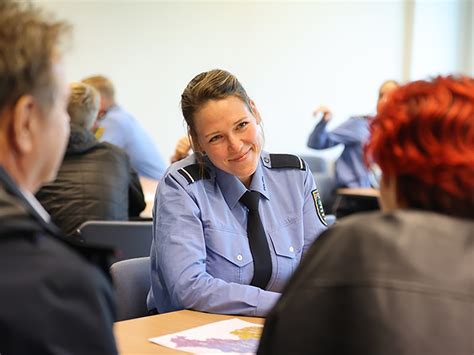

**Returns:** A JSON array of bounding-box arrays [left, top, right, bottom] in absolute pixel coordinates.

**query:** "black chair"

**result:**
[[332, 189, 380, 218], [77, 220, 153, 264], [110, 256, 151, 321]]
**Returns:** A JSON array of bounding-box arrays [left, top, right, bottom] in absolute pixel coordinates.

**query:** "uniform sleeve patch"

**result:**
[[312, 188, 327, 226]]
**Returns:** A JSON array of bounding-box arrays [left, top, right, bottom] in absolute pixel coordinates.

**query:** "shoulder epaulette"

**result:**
[[265, 154, 306, 170], [177, 164, 210, 184]]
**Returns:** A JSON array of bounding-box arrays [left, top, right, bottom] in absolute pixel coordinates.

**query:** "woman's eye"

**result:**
[[237, 122, 248, 129], [209, 135, 221, 143]]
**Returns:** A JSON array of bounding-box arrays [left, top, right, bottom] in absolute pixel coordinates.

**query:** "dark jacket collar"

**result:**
[[0, 166, 61, 237], [66, 124, 99, 155], [0, 166, 114, 274]]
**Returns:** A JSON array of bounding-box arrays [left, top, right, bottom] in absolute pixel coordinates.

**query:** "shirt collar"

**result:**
[[249, 158, 270, 200], [215, 156, 270, 210], [19, 187, 51, 224], [103, 104, 120, 117]]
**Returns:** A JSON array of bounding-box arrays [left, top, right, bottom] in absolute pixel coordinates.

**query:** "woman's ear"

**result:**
[[249, 99, 262, 124]]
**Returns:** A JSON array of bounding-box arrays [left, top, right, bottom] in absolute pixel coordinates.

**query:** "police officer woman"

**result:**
[[147, 69, 327, 316]]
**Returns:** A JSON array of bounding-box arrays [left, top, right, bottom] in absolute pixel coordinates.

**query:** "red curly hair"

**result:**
[[365, 75, 474, 219]]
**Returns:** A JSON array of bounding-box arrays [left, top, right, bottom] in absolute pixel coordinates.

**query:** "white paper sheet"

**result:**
[[149, 318, 263, 354]]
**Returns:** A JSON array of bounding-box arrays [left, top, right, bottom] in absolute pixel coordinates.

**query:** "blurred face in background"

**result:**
[[377, 81, 399, 113]]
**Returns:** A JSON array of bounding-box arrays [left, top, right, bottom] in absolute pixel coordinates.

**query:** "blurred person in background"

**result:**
[[308, 80, 399, 217], [82, 74, 167, 181], [37, 82, 145, 236], [307, 80, 399, 188]]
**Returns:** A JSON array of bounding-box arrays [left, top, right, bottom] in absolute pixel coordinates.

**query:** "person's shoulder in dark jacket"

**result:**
[[101, 141, 146, 217], [258, 211, 474, 355], [0, 192, 118, 354], [36, 129, 145, 236]]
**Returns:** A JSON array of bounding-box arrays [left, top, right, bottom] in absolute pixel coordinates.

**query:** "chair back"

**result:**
[[313, 172, 337, 211], [299, 154, 328, 174], [77, 220, 153, 264], [110, 257, 151, 321]]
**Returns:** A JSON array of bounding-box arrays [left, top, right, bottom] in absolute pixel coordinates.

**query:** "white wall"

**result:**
[[410, 0, 463, 80], [459, 0, 473, 76], [36, 0, 467, 165]]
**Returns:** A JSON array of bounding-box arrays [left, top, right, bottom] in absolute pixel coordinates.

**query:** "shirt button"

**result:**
[[289, 246, 294, 253], [237, 254, 243, 261]]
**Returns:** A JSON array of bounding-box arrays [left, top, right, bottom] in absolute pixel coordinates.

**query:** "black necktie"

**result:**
[[240, 190, 272, 289]]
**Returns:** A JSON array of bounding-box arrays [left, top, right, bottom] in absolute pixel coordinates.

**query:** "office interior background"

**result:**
[[37, 0, 473, 162]]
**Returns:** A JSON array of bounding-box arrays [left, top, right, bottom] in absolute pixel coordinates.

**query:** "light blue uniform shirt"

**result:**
[[307, 116, 371, 188], [147, 151, 327, 317], [97, 105, 167, 180]]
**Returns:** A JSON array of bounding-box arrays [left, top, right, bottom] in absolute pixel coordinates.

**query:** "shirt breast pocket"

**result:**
[[268, 216, 304, 290], [204, 227, 253, 284]]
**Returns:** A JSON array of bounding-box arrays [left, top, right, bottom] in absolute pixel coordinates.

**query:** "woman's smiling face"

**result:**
[[194, 95, 263, 187]]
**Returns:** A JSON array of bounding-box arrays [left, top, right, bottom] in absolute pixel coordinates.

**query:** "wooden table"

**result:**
[[114, 310, 264, 354]]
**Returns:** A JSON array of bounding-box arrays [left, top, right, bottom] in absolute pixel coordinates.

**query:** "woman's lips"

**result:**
[[229, 148, 250, 162]]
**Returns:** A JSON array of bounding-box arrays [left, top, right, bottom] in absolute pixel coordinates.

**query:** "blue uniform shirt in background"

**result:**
[[307, 116, 371, 188], [97, 105, 167, 180], [147, 151, 327, 317]]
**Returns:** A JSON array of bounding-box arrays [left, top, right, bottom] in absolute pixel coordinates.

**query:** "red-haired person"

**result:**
[[258, 76, 474, 355]]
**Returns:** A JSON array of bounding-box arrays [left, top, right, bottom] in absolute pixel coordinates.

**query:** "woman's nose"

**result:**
[[227, 134, 242, 152]]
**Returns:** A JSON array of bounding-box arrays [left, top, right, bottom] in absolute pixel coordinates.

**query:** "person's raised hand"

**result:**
[[312, 105, 332, 122]]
